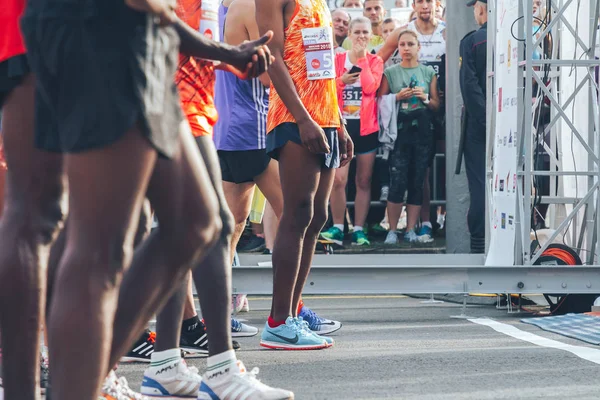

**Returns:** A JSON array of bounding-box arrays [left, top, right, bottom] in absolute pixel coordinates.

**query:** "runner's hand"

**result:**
[[338, 125, 354, 167], [396, 87, 413, 101], [299, 119, 330, 154], [341, 72, 360, 85], [230, 32, 275, 79], [413, 87, 427, 101], [125, 0, 177, 25]]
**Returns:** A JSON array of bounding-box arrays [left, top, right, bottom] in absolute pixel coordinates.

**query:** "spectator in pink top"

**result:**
[[320, 17, 384, 247]]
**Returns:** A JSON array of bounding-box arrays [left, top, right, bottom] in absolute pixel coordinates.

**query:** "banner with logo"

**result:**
[[486, 0, 519, 266]]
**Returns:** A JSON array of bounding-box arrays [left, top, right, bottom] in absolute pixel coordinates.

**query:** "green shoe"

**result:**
[[351, 230, 370, 246], [320, 226, 344, 245]]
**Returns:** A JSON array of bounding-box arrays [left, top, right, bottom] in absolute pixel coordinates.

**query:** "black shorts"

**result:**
[[346, 119, 379, 155], [218, 149, 271, 184], [20, 11, 183, 158], [0, 54, 30, 109], [266, 122, 340, 169]]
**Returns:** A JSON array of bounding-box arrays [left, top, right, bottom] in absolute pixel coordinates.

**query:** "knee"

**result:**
[[332, 174, 348, 191], [356, 174, 372, 192], [230, 204, 250, 226], [219, 207, 235, 241], [285, 200, 313, 234]]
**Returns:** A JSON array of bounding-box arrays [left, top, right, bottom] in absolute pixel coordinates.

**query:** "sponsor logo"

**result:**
[[156, 362, 178, 375], [269, 332, 299, 344], [499, 179, 505, 192], [311, 59, 321, 69], [501, 213, 507, 229]]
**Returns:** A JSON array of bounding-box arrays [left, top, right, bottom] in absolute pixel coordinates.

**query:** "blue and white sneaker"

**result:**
[[231, 317, 259, 338], [417, 225, 434, 243], [296, 317, 334, 348], [298, 306, 342, 335], [141, 359, 202, 398], [260, 317, 327, 350], [197, 360, 293, 400]]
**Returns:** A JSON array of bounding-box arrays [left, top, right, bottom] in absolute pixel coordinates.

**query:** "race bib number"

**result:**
[[199, 0, 219, 41], [342, 86, 362, 119], [302, 27, 335, 80]]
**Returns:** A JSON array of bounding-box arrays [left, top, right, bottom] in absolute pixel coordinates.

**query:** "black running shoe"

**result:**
[[180, 321, 209, 355], [121, 329, 155, 362]]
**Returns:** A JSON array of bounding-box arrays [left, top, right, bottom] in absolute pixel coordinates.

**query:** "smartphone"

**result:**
[[348, 65, 362, 75]]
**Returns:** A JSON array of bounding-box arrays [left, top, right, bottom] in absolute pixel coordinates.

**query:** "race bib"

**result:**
[[342, 86, 362, 119], [199, 0, 219, 41], [302, 27, 335, 80]]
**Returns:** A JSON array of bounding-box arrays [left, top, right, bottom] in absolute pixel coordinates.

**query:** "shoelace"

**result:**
[[300, 307, 323, 324], [177, 362, 202, 381], [231, 318, 242, 331], [290, 318, 313, 336], [117, 377, 148, 400]]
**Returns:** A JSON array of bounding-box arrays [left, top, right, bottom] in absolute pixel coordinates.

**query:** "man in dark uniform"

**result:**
[[459, 0, 487, 253]]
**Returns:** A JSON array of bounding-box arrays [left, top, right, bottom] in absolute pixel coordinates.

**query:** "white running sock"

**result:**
[[354, 226, 363, 232], [333, 224, 344, 231], [422, 222, 432, 229], [205, 350, 238, 384], [147, 349, 181, 378]]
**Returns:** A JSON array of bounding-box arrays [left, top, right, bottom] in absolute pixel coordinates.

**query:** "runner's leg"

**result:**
[[270, 142, 323, 322], [292, 167, 335, 316], [48, 127, 158, 400], [108, 124, 221, 369], [191, 135, 235, 356], [222, 181, 254, 264], [0, 74, 65, 400]]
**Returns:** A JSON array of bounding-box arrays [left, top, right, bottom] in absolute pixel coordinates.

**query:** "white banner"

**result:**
[[486, 0, 519, 266]]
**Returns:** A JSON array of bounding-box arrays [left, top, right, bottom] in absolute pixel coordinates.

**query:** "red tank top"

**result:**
[[267, 0, 340, 133], [0, 0, 27, 63]]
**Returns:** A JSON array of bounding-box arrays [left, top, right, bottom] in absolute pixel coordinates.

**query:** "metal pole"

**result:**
[[523, 0, 534, 264]]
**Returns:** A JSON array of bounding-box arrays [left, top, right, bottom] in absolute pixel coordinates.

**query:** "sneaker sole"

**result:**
[[318, 234, 343, 246], [259, 341, 328, 350], [180, 347, 209, 355], [120, 356, 151, 363], [311, 323, 342, 335], [231, 330, 259, 338], [143, 393, 197, 399]]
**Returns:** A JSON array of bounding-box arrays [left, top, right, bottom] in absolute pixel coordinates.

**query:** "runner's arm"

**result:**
[[376, 26, 405, 63], [255, 0, 312, 124], [378, 75, 391, 97], [242, 1, 272, 87]]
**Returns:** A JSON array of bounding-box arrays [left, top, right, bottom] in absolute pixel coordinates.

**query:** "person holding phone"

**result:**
[[320, 17, 383, 247], [378, 29, 440, 245]]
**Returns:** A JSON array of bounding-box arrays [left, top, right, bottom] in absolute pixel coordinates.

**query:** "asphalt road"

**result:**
[[116, 295, 600, 400]]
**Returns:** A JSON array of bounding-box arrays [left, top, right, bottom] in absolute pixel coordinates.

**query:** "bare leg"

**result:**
[[183, 274, 197, 320], [0, 75, 66, 400], [387, 202, 405, 233], [353, 152, 376, 228], [406, 204, 421, 232], [155, 274, 189, 352], [108, 124, 221, 370], [254, 159, 283, 219], [222, 181, 254, 264], [262, 203, 278, 251], [191, 135, 235, 357], [49, 128, 159, 400], [328, 163, 349, 226], [291, 168, 335, 316], [270, 142, 324, 322]]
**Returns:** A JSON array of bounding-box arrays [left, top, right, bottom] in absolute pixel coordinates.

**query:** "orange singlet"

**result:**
[[175, 0, 220, 138], [267, 0, 340, 133]]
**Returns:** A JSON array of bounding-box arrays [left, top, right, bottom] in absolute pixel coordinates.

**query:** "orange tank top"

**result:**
[[267, 0, 340, 133], [175, 0, 219, 137]]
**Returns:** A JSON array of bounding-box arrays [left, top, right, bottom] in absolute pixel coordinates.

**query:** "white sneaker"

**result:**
[[141, 359, 202, 398], [232, 294, 248, 314], [384, 231, 398, 245], [197, 361, 293, 400], [404, 230, 419, 244], [242, 296, 250, 313], [231, 318, 259, 338], [0, 377, 4, 400], [100, 370, 150, 400]]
